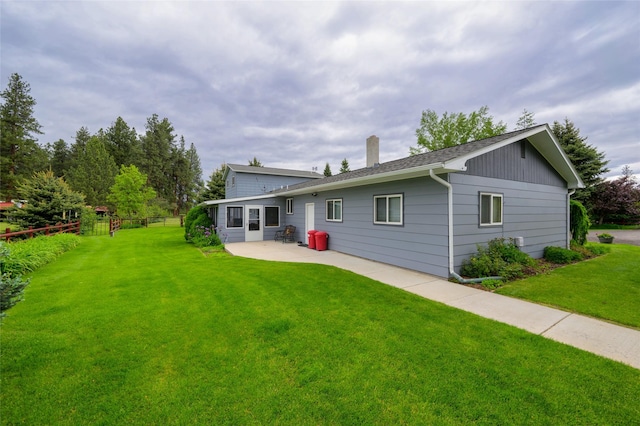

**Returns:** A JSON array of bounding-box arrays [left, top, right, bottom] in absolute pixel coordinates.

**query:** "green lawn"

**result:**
[[497, 244, 640, 329], [1, 227, 639, 424]]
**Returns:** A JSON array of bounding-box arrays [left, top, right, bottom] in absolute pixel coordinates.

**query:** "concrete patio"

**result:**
[[226, 240, 640, 370]]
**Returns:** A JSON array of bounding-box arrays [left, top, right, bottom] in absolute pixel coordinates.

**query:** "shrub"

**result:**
[[584, 243, 611, 256], [184, 206, 213, 242], [1, 234, 81, 276], [570, 199, 590, 245], [190, 225, 222, 248], [480, 279, 503, 290], [543, 246, 583, 264], [0, 242, 30, 321], [80, 207, 98, 235], [460, 238, 534, 280]]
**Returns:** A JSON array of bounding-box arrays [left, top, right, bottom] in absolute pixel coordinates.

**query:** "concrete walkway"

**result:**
[[226, 241, 640, 370]]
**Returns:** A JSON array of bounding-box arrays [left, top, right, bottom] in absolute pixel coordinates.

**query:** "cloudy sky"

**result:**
[[2, 1, 638, 180]]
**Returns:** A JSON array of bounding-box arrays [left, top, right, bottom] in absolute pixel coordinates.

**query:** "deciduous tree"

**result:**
[[108, 165, 156, 218], [590, 167, 640, 225], [411, 105, 507, 154]]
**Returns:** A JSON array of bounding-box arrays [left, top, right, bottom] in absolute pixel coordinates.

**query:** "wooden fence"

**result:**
[[1, 221, 81, 242]]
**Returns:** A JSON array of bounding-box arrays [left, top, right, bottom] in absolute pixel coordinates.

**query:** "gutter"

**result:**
[[567, 189, 576, 249], [429, 169, 502, 284]]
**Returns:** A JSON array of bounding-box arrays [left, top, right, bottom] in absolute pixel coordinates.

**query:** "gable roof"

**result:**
[[224, 164, 323, 180], [271, 124, 583, 196]]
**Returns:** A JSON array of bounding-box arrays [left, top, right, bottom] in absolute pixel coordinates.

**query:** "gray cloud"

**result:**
[[2, 1, 638, 179]]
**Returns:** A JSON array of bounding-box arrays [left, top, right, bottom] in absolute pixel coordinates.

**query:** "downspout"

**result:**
[[567, 189, 576, 249], [429, 169, 502, 283]]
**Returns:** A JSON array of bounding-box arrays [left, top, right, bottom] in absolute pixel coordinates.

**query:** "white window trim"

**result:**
[[286, 198, 294, 215], [225, 205, 244, 228], [479, 192, 503, 226], [326, 198, 343, 222], [374, 194, 403, 225], [265, 206, 280, 227]]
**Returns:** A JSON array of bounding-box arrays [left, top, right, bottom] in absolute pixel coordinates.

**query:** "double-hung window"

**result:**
[[326, 199, 342, 222], [479, 193, 503, 226], [286, 198, 294, 215], [226, 206, 243, 228], [374, 194, 403, 225]]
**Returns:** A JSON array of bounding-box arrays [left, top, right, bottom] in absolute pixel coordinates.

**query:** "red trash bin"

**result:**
[[315, 231, 328, 251], [307, 230, 317, 249]]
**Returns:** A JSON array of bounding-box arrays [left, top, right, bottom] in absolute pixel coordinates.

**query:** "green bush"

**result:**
[[80, 207, 98, 235], [1, 234, 81, 276], [190, 225, 222, 248], [570, 199, 590, 245], [0, 242, 30, 320], [584, 243, 611, 256], [480, 279, 503, 290], [184, 206, 213, 242], [543, 246, 583, 264], [460, 238, 535, 280]]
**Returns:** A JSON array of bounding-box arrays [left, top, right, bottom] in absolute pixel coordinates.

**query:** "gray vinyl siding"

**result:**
[[212, 199, 286, 243], [226, 171, 318, 198], [287, 177, 450, 277], [463, 139, 566, 187], [451, 173, 568, 271]]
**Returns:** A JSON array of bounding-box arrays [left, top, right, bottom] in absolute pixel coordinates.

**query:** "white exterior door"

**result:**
[[305, 203, 315, 244], [245, 205, 263, 242]]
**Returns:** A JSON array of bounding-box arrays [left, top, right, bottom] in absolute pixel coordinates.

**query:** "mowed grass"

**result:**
[[1, 227, 639, 424], [497, 244, 640, 329]]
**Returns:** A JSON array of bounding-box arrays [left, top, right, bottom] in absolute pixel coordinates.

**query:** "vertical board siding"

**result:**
[[451, 173, 568, 271], [463, 139, 566, 187]]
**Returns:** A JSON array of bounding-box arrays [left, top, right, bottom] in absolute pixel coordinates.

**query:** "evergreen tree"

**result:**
[[248, 157, 263, 167], [0, 73, 47, 200], [339, 158, 351, 174], [66, 136, 118, 206], [199, 164, 227, 202], [184, 141, 203, 210], [13, 170, 84, 228], [48, 139, 70, 178], [552, 118, 609, 207], [103, 117, 140, 167], [411, 105, 507, 154], [68, 126, 92, 170], [170, 137, 203, 215], [515, 109, 537, 130], [323, 162, 332, 177], [139, 114, 176, 203]]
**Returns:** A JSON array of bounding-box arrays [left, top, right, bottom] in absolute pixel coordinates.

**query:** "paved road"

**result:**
[[586, 229, 640, 246]]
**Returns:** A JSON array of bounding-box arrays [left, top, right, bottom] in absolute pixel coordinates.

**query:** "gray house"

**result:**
[[203, 124, 583, 278]]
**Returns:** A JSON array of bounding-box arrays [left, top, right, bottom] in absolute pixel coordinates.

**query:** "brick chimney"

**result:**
[[366, 135, 379, 167]]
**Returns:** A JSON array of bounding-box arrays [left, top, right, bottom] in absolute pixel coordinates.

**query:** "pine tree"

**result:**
[[323, 162, 332, 177], [248, 157, 263, 167], [13, 170, 84, 228], [339, 158, 351, 174], [48, 139, 70, 178], [552, 118, 609, 208], [66, 136, 118, 206], [103, 117, 140, 167], [0, 73, 47, 200], [515, 109, 537, 130], [199, 164, 227, 202], [139, 114, 176, 203]]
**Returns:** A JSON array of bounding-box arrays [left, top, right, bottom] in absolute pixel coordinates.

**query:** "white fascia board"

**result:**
[[200, 193, 277, 206]]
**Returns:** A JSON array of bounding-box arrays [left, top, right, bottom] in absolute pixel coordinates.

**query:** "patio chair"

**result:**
[[274, 225, 296, 243]]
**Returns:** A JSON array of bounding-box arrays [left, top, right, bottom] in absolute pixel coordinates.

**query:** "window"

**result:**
[[480, 193, 503, 226], [326, 199, 342, 222], [286, 198, 294, 215], [226, 206, 243, 228], [374, 194, 403, 225], [265, 206, 279, 227]]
